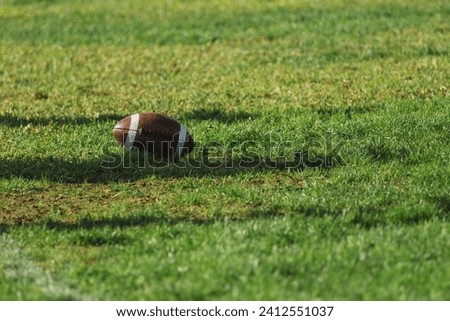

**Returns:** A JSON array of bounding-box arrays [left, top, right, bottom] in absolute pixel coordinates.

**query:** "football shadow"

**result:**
[[0, 149, 344, 183], [0, 107, 257, 127]]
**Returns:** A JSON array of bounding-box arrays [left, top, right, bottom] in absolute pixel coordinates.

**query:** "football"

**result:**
[[112, 112, 194, 159]]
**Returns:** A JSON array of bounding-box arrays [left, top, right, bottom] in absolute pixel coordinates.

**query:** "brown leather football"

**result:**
[[112, 112, 194, 158]]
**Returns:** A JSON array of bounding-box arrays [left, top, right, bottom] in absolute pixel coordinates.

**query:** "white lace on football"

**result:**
[[175, 124, 187, 158], [124, 113, 140, 150]]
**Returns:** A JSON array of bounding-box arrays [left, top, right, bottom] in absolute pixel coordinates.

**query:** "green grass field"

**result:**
[[0, 0, 449, 300]]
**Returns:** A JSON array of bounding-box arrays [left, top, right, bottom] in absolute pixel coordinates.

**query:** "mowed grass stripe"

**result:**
[[0, 0, 448, 47], [0, 45, 447, 119]]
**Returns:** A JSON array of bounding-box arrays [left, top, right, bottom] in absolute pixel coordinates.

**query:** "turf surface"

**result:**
[[0, 0, 449, 300]]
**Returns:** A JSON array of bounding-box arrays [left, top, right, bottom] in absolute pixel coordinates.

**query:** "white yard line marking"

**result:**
[[0, 234, 89, 300]]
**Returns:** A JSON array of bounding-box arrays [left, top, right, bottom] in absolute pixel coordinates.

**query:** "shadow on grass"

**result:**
[[0, 213, 195, 239], [0, 208, 283, 235], [0, 113, 121, 127], [0, 224, 9, 236], [0, 151, 344, 183], [313, 103, 380, 120], [0, 108, 257, 126], [2, 201, 444, 234], [182, 106, 259, 123], [432, 195, 450, 215], [45, 212, 221, 234]]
